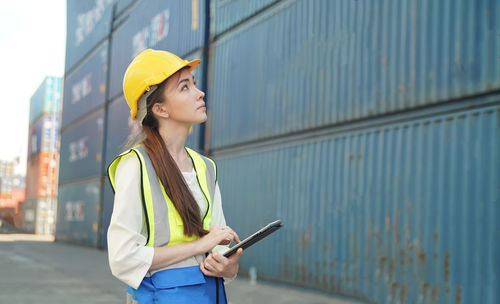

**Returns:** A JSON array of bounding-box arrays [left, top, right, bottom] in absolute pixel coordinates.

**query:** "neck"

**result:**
[[157, 121, 190, 158]]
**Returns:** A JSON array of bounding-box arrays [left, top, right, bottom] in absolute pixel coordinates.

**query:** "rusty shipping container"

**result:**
[[208, 0, 500, 150], [212, 101, 499, 303], [25, 153, 58, 200]]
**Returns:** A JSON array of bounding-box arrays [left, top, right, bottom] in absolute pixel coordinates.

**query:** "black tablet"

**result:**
[[222, 220, 283, 258]]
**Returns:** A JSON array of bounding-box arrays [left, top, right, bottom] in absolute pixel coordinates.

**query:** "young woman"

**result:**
[[107, 49, 242, 303]]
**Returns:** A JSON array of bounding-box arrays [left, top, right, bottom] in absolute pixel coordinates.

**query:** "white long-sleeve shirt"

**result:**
[[107, 153, 231, 289]]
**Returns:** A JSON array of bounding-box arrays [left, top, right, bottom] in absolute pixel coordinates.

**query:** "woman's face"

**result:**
[[156, 68, 207, 125]]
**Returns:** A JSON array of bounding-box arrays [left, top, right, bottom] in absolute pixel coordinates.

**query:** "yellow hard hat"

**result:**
[[123, 49, 201, 120]]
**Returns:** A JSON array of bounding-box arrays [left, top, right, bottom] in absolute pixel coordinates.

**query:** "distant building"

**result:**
[[24, 76, 62, 235]]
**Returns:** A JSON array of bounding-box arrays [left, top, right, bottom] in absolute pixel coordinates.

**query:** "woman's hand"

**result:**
[[195, 226, 240, 254], [200, 248, 243, 278]]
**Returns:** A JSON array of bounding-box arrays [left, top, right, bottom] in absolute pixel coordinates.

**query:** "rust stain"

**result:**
[[456, 286, 462, 304], [385, 216, 390, 230], [391, 282, 399, 301], [388, 259, 395, 280], [400, 249, 405, 266], [434, 231, 439, 243], [337, 279, 342, 292], [358, 154, 362, 161], [444, 251, 450, 282], [422, 282, 430, 301], [379, 256, 388, 274], [431, 285, 439, 302], [400, 284, 408, 303], [323, 273, 327, 289], [349, 154, 355, 160], [418, 247, 426, 265]]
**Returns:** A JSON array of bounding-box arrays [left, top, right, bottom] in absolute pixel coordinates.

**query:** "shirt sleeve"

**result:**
[[209, 182, 237, 284], [107, 154, 154, 290]]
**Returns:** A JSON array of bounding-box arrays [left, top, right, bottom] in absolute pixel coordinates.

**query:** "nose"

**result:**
[[197, 87, 205, 100]]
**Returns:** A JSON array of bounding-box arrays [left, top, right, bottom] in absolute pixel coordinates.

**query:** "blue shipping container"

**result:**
[[27, 114, 59, 157], [208, 0, 500, 149], [55, 177, 102, 247], [104, 95, 140, 170], [100, 176, 114, 249], [210, 0, 279, 36], [213, 103, 499, 303], [59, 110, 105, 184], [29, 77, 62, 125], [65, 0, 114, 73], [108, 0, 206, 100], [62, 40, 108, 129]]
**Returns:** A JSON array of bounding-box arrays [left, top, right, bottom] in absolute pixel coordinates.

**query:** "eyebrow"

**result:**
[[177, 76, 196, 87]]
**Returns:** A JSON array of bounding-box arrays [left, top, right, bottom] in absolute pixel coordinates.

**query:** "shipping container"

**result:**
[[25, 153, 58, 200], [108, 0, 207, 100], [210, 0, 279, 36], [21, 199, 37, 233], [100, 177, 114, 249], [27, 114, 59, 157], [104, 95, 138, 169], [65, 0, 114, 73], [59, 109, 105, 184], [208, 0, 500, 150], [115, 0, 136, 17], [29, 77, 62, 125], [62, 40, 109, 128], [35, 198, 56, 235], [55, 178, 102, 247], [213, 103, 499, 303]]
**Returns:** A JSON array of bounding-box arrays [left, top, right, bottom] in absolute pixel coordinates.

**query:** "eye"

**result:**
[[182, 85, 188, 91]]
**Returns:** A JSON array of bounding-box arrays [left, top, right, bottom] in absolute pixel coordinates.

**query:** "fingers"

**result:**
[[200, 262, 217, 277], [203, 255, 224, 274], [228, 248, 243, 261]]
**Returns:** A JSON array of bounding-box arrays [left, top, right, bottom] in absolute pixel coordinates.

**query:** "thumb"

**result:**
[[229, 248, 243, 261]]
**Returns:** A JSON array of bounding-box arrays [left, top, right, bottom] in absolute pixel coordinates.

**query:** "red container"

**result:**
[[25, 153, 58, 200]]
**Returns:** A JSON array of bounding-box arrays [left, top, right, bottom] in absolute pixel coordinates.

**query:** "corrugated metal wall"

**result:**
[[207, 0, 499, 303], [208, 0, 500, 150], [213, 102, 499, 303]]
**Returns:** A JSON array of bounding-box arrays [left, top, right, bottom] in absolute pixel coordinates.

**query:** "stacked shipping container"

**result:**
[[208, 0, 499, 303], [58, 0, 208, 248], [25, 76, 62, 234], [58, 0, 499, 302]]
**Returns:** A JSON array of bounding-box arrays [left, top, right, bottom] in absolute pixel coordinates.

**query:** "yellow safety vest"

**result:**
[[108, 145, 217, 247]]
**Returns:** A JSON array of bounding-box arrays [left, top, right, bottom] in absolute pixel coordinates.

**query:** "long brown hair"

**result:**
[[134, 71, 208, 237]]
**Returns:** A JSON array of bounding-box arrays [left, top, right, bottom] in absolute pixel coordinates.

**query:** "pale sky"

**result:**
[[0, 1, 66, 174]]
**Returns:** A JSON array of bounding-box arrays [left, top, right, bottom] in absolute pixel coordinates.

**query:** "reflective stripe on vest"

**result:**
[[108, 145, 217, 247]]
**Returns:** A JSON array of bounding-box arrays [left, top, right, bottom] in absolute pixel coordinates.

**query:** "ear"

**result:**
[[152, 102, 170, 119]]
